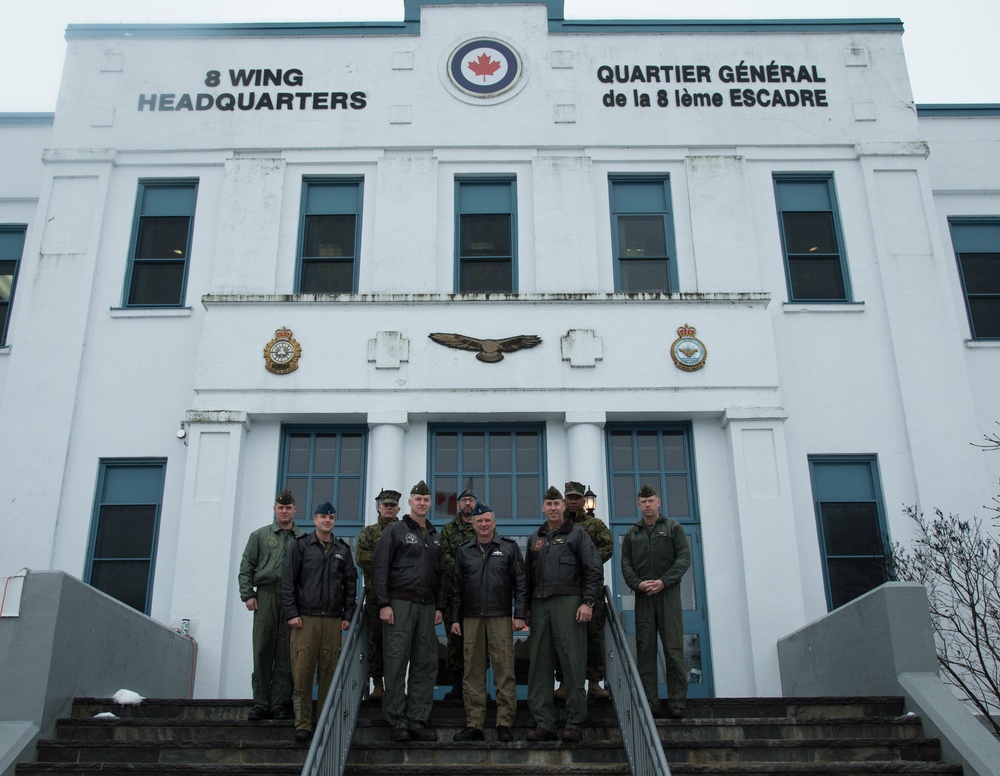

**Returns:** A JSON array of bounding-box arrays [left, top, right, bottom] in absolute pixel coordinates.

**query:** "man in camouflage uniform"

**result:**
[[439, 481, 478, 700], [555, 481, 614, 699], [354, 487, 401, 700], [238, 488, 305, 721]]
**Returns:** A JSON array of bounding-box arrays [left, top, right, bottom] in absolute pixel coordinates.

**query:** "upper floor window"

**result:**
[[808, 455, 890, 611], [949, 219, 1000, 340], [455, 178, 516, 293], [125, 180, 198, 307], [297, 178, 363, 294], [0, 225, 26, 345], [609, 178, 677, 292], [774, 175, 851, 302]]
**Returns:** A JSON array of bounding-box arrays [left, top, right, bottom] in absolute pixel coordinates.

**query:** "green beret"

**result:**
[[410, 480, 431, 496], [637, 484, 659, 498], [543, 485, 563, 501]]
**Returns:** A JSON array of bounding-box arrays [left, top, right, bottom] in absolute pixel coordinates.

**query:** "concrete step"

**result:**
[[32, 739, 309, 766], [70, 698, 256, 721], [347, 739, 627, 766], [658, 716, 927, 742], [660, 737, 944, 765], [55, 719, 296, 742]]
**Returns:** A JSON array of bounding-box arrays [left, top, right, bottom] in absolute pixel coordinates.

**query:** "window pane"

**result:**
[[436, 433, 458, 471], [90, 560, 150, 612], [287, 434, 311, 474], [614, 475, 637, 518], [828, 557, 889, 609], [620, 259, 670, 292], [820, 502, 885, 556], [128, 261, 185, 305], [490, 433, 512, 471], [968, 297, 1000, 338], [94, 505, 156, 558], [782, 211, 837, 255], [680, 563, 697, 610], [304, 214, 356, 258], [959, 253, 1000, 293], [0, 230, 26, 258], [0, 260, 15, 301], [617, 215, 667, 257], [435, 479, 457, 519], [341, 434, 363, 474], [462, 433, 485, 471], [312, 478, 335, 506], [286, 478, 309, 508], [610, 432, 633, 470], [636, 432, 660, 471], [315, 435, 337, 473], [136, 216, 190, 258], [300, 260, 353, 293], [788, 257, 846, 300], [338, 478, 361, 521], [460, 260, 512, 293], [665, 474, 689, 518], [516, 433, 538, 470], [517, 477, 540, 521], [460, 214, 511, 257], [684, 634, 703, 684], [663, 433, 685, 471], [490, 477, 512, 518]]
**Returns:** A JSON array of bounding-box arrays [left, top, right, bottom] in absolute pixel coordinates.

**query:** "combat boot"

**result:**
[[370, 676, 384, 700], [443, 671, 464, 700]]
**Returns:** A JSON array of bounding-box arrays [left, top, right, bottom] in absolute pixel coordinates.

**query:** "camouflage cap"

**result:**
[[564, 481, 586, 497], [458, 479, 477, 500], [275, 488, 296, 505], [376, 488, 401, 505], [472, 500, 493, 516], [543, 485, 564, 501], [314, 501, 336, 516], [637, 484, 659, 498], [410, 480, 431, 496]]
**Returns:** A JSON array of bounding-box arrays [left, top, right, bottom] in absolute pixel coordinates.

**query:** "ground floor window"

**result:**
[[85, 459, 166, 614], [808, 455, 890, 610]]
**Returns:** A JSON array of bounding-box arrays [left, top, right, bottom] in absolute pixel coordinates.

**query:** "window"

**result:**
[[125, 180, 197, 306], [86, 459, 166, 614], [296, 179, 363, 294], [808, 456, 890, 610], [0, 226, 26, 345], [279, 427, 367, 535], [774, 176, 851, 302], [455, 179, 516, 293], [430, 425, 544, 523], [949, 219, 1000, 339], [609, 178, 677, 292]]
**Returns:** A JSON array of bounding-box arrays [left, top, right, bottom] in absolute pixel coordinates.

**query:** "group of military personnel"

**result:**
[[238, 477, 691, 744]]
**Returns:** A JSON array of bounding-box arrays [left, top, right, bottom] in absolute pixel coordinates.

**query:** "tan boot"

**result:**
[[370, 677, 384, 700], [553, 682, 566, 700], [588, 681, 610, 700]]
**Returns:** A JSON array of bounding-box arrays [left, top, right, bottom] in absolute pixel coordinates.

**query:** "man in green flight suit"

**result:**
[[238, 488, 305, 721], [439, 480, 478, 699], [354, 487, 401, 701], [621, 483, 692, 719], [556, 480, 614, 700]]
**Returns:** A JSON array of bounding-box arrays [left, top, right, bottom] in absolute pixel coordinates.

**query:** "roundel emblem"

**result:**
[[448, 38, 521, 97]]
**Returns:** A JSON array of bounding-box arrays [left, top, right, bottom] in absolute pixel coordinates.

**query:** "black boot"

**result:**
[[443, 671, 464, 700]]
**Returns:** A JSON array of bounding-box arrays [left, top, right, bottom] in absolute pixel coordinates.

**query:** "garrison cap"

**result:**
[[564, 481, 586, 497], [376, 488, 401, 505], [314, 501, 336, 516], [472, 500, 493, 516], [543, 485, 564, 501], [458, 479, 477, 500], [637, 484, 659, 498], [410, 480, 431, 496], [275, 488, 296, 505]]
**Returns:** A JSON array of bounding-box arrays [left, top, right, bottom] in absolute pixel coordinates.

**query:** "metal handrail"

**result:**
[[300, 590, 368, 776], [603, 584, 672, 776]]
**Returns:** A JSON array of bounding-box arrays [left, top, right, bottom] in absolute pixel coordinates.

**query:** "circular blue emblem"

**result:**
[[448, 38, 521, 97]]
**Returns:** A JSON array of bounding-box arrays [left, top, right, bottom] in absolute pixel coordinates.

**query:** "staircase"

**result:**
[[15, 696, 963, 776]]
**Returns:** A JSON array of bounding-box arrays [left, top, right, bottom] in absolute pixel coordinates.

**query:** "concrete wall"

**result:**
[[0, 571, 196, 776], [777, 582, 1000, 776]]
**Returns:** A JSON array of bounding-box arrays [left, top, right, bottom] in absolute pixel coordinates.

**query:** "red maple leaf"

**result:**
[[467, 53, 502, 81]]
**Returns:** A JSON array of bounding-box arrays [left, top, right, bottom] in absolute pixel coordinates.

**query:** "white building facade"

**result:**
[[1, 0, 998, 700]]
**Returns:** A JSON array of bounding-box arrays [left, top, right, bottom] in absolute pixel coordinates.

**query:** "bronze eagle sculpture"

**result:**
[[428, 332, 542, 363]]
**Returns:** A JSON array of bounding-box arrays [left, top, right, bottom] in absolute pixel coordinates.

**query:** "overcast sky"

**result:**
[[2, 0, 997, 112]]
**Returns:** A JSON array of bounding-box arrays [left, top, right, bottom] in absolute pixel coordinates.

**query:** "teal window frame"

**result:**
[[296, 178, 363, 294], [428, 424, 545, 524], [948, 218, 1000, 340], [609, 177, 678, 292], [85, 458, 167, 615], [0, 225, 26, 345], [808, 455, 890, 611], [773, 174, 852, 302], [277, 426, 368, 537], [124, 180, 198, 307], [454, 178, 517, 293]]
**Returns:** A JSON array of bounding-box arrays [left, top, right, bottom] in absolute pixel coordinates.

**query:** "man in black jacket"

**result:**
[[525, 486, 602, 743], [450, 502, 527, 743], [282, 501, 358, 742], [372, 480, 447, 742]]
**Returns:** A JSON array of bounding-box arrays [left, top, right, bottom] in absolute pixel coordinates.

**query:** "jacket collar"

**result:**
[[271, 520, 305, 537], [536, 518, 573, 538], [403, 514, 436, 533]]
